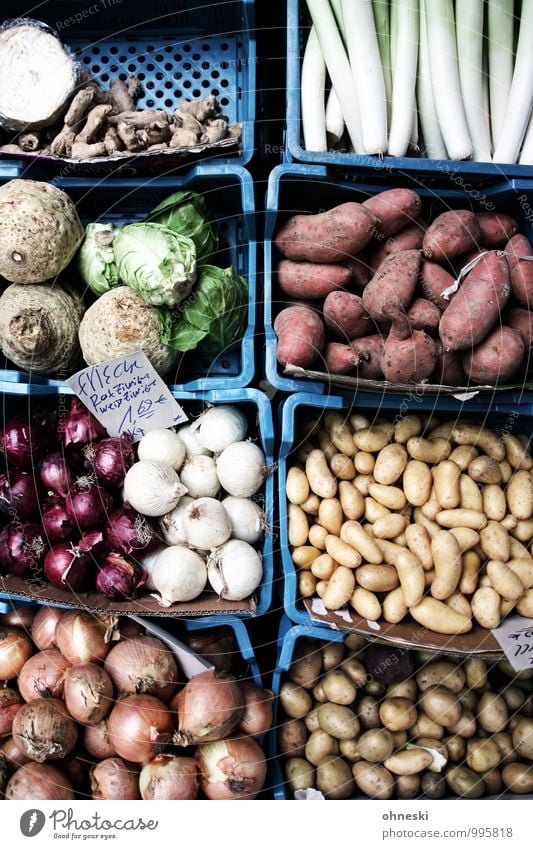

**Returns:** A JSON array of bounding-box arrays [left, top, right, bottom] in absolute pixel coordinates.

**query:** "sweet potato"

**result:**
[[431, 343, 467, 386], [421, 262, 455, 310], [325, 343, 357, 374], [462, 326, 524, 385], [274, 203, 377, 263], [350, 334, 385, 380], [362, 249, 421, 321], [439, 251, 511, 351], [451, 248, 487, 277], [371, 217, 427, 273], [506, 307, 533, 350], [381, 306, 438, 383], [347, 253, 372, 289], [275, 305, 325, 368], [323, 291, 372, 340], [477, 212, 518, 247], [363, 189, 422, 237], [506, 234, 533, 308], [407, 298, 441, 334], [277, 259, 351, 299], [423, 210, 481, 261]]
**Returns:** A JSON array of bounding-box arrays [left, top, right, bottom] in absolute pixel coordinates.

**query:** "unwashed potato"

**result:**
[[466, 738, 502, 773], [420, 687, 461, 727], [279, 719, 308, 757], [512, 718, 533, 761], [352, 762, 394, 799], [395, 774, 422, 799], [322, 670, 357, 706], [285, 758, 315, 793], [321, 641, 344, 672], [289, 641, 322, 688], [305, 729, 339, 766], [280, 681, 313, 719], [379, 698, 417, 732], [502, 763, 533, 794], [317, 703, 360, 740], [416, 661, 465, 694], [446, 765, 485, 799], [478, 692, 509, 733], [357, 728, 395, 763], [316, 755, 355, 799], [383, 748, 433, 775]]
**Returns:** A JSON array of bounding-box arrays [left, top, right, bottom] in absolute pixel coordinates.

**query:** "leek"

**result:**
[[388, 0, 419, 157], [488, 0, 515, 149], [493, 0, 533, 164], [417, 0, 447, 159], [373, 0, 393, 125], [301, 26, 327, 151], [326, 88, 345, 145], [456, 0, 492, 161], [519, 112, 533, 164]]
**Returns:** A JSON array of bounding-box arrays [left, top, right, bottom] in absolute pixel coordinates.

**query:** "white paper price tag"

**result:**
[[67, 352, 187, 441], [491, 615, 533, 671]]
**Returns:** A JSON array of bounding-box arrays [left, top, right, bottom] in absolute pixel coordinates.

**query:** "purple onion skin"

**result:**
[[40, 452, 73, 498], [0, 522, 45, 578], [104, 506, 155, 555], [43, 543, 93, 591], [87, 436, 135, 489], [42, 501, 75, 543], [96, 553, 147, 600], [0, 417, 45, 469], [65, 480, 114, 529], [0, 470, 42, 520], [61, 398, 106, 447]]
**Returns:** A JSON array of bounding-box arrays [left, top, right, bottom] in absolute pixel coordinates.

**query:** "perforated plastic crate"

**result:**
[[0, 163, 256, 392], [265, 164, 533, 406], [0, 1, 255, 172]]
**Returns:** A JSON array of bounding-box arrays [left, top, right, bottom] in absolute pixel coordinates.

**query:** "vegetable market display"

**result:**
[[274, 187, 533, 388], [301, 0, 533, 165], [0, 607, 271, 800], [278, 632, 533, 799]]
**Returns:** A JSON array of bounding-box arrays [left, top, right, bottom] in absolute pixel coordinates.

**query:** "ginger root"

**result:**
[[137, 121, 172, 147], [104, 127, 123, 155], [200, 118, 228, 144], [71, 141, 106, 159], [117, 120, 143, 151], [50, 126, 76, 156], [108, 110, 168, 129], [18, 132, 41, 152], [64, 88, 95, 128], [177, 95, 218, 123], [169, 128, 198, 149], [76, 104, 113, 143]]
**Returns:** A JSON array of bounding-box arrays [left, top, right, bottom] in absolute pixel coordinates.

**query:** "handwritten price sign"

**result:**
[[68, 352, 188, 441], [492, 616, 533, 671]]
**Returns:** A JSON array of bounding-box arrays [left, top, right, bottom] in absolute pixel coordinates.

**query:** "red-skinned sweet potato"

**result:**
[[423, 210, 481, 261], [325, 343, 358, 374], [276, 259, 351, 299], [420, 262, 455, 311], [274, 305, 325, 368], [506, 307, 533, 350], [370, 217, 427, 273], [451, 248, 488, 278], [347, 253, 372, 289], [363, 189, 422, 237], [506, 233, 533, 308], [362, 249, 421, 321], [431, 342, 467, 386], [274, 202, 377, 263], [407, 298, 441, 335], [439, 251, 511, 351], [380, 305, 438, 384], [323, 291, 372, 340], [350, 334, 385, 380], [477, 212, 518, 247], [462, 326, 524, 385]]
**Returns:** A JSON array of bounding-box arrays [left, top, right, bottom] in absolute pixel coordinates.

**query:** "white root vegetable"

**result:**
[[417, 0, 447, 158], [179, 456, 221, 499], [160, 496, 194, 546], [177, 423, 212, 458], [183, 497, 232, 550], [222, 496, 264, 545], [493, 0, 533, 164], [216, 441, 267, 498], [456, 0, 492, 162], [207, 539, 263, 601], [488, 0, 515, 150], [301, 26, 327, 152], [137, 429, 186, 470], [373, 0, 393, 126], [325, 89, 345, 145], [192, 405, 248, 453], [387, 0, 419, 157], [151, 546, 207, 606], [123, 461, 187, 517]]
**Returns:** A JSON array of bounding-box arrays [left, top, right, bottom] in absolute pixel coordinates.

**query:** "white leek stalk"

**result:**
[[488, 0, 515, 149], [373, 0, 393, 125], [325, 88, 345, 144], [456, 0, 492, 161], [409, 108, 419, 152], [305, 0, 364, 152], [417, 0, 447, 158], [482, 36, 493, 155], [388, 0, 419, 157], [342, 0, 388, 154], [519, 112, 533, 164], [493, 0, 533, 164], [301, 26, 327, 151], [425, 0, 473, 160]]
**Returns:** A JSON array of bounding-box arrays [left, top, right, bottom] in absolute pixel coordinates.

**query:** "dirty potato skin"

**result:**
[[423, 210, 481, 262], [277, 259, 351, 299], [362, 249, 422, 322], [462, 326, 524, 385]]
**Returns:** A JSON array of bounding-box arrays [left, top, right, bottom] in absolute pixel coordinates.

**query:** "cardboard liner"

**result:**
[[0, 575, 255, 618], [304, 599, 503, 658]]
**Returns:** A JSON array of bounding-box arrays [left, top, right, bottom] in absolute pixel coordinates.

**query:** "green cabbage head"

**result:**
[[145, 190, 219, 262], [78, 223, 120, 296]]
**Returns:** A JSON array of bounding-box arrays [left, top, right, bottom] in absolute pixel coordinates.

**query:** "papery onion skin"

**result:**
[[65, 477, 114, 529], [105, 506, 155, 554], [0, 627, 34, 680], [85, 435, 135, 488], [43, 543, 93, 591], [64, 662, 114, 724], [2, 605, 37, 630], [90, 756, 139, 800], [0, 522, 45, 577], [174, 669, 243, 746], [0, 687, 24, 736], [0, 416, 45, 470], [239, 682, 275, 737], [40, 452, 72, 497], [13, 698, 78, 762], [140, 755, 199, 800], [18, 650, 71, 702], [61, 398, 106, 447], [196, 734, 267, 800], [83, 719, 117, 761], [42, 501, 75, 542], [108, 694, 173, 764], [31, 606, 63, 651], [104, 635, 177, 702], [96, 552, 147, 600], [62, 748, 93, 789], [0, 470, 42, 520], [0, 735, 31, 770], [6, 762, 75, 800], [55, 611, 111, 665]]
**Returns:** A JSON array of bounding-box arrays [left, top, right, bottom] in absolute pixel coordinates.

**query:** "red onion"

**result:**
[[173, 670, 243, 746], [1, 735, 31, 769], [0, 627, 34, 679], [104, 636, 177, 701], [32, 403, 59, 450], [108, 695, 173, 763], [64, 662, 114, 724], [0, 470, 41, 520], [42, 501, 75, 542], [96, 552, 147, 600], [239, 681, 275, 737], [13, 698, 78, 762], [196, 734, 267, 800], [43, 542, 92, 590], [31, 606, 63, 650], [0, 416, 44, 469], [105, 506, 155, 554], [65, 477, 113, 529], [140, 755, 199, 800], [18, 649, 71, 702], [6, 762, 75, 799], [0, 522, 45, 578], [0, 687, 23, 736], [83, 719, 117, 760], [55, 611, 111, 665], [61, 398, 106, 447], [2, 605, 37, 630], [90, 757, 140, 800], [85, 435, 135, 488], [40, 451, 73, 497]]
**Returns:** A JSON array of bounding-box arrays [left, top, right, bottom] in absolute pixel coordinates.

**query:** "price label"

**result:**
[[67, 352, 188, 441], [491, 615, 533, 671]]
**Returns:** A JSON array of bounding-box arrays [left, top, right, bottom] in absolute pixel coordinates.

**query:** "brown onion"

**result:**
[[64, 662, 114, 724], [13, 698, 78, 762], [55, 611, 111, 665], [116, 618, 145, 640], [1, 735, 31, 769], [239, 681, 274, 737], [196, 734, 267, 800], [31, 606, 64, 650], [140, 755, 199, 800], [90, 757, 139, 800], [108, 694, 173, 764], [18, 649, 71, 702], [83, 719, 117, 761], [2, 605, 37, 630], [174, 670, 243, 746], [0, 627, 33, 680], [6, 762, 75, 800], [62, 748, 93, 789], [104, 636, 177, 701], [0, 687, 23, 736], [185, 628, 236, 673]]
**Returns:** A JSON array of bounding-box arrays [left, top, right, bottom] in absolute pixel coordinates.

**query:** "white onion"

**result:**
[[151, 546, 207, 606], [183, 498, 232, 550], [178, 456, 220, 499], [216, 442, 266, 497], [222, 497, 264, 545], [177, 423, 212, 458], [123, 461, 188, 517], [159, 496, 194, 546], [193, 405, 248, 453], [207, 539, 263, 601], [137, 429, 186, 470], [136, 544, 168, 591]]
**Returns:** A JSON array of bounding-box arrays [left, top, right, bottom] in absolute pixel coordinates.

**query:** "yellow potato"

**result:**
[[372, 513, 408, 540], [511, 518, 533, 542], [510, 537, 532, 560], [321, 642, 344, 671], [448, 444, 479, 470], [421, 486, 441, 521], [322, 566, 356, 611], [295, 440, 315, 463], [499, 460, 513, 483], [279, 721, 308, 758], [500, 597, 517, 617], [353, 474, 373, 496], [353, 427, 390, 453], [373, 421, 395, 438], [416, 661, 465, 693], [471, 586, 501, 629], [315, 580, 327, 598], [384, 749, 433, 776], [410, 597, 472, 634], [468, 455, 502, 485], [404, 523, 433, 571], [317, 703, 360, 740], [340, 657, 367, 687], [502, 763, 533, 794], [289, 642, 322, 689], [487, 559, 524, 601], [427, 421, 454, 439], [305, 729, 339, 766], [403, 460, 433, 507], [308, 523, 328, 550], [298, 570, 317, 598], [375, 538, 405, 564], [395, 550, 425, 607], [420, 686, 461, 727], [431, 530, 462, 600], [478, 691, 508, 733], [338, 481, 365, 520], [300, 493, 320, 515], [358, 696, 381, 729], [480, 521, 511, 562], [349, 413, 370, 431], [387, 679, 417, 700], [379, 698, 417, 732], [507, 470, 533, 520], [341, 520, 383, 564], [285, 758, 315, 793], [483, 484, 507, 521], [286, 465, 310, 505], [356, 563, 399, 593], [354, 451, 375, 475], [325, 535, 362, 569], [318, 497, 343, 536], [382, 587, 408, 623], [424, 569, 435, 588], [364, 497, 391, 523], [436, 509, 487, 530], [318, 428, 336, 461], [507, 558, 533, 589], [322, 670, 357, 705], [502, 513, 518, 530], [373, 443, 408, 485], [451, 423, 505, 460], [459, 474, 483, 511], [466, 739, 501, 772], [407, 436, 451, 463], [324, 412, 356, 456], [449, 526, 480, 552], [329, 453, 356, 481], [503, 432, 533, 470], [311, 553, 337, 580], [434, 460, 461, 509], [316, 755, 355, 799], [280, 680, 313, 718], [412, 509, 441, 537], [288, 503, 309, 547], [306, 449, 338, 498], [512, 717, 533, 760], [394, 415, 422, 444], [459, 550, 481, 595], [292, 545, 320, 568], [517, 588, 533, 617], [446, 592, 472, 619], [350, 587, 382, 621], [352, 762, 394, 799], [367, 482, 406, 511], [356, 728, 394, 763]]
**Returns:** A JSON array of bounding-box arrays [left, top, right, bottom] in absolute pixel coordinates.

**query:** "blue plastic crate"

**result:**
[[0, 163, 256, 392], [0, 385, 274, 617], [265, 163, 533, 406], [0, 0, 255, 169], [286, 0, 533, 182]]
